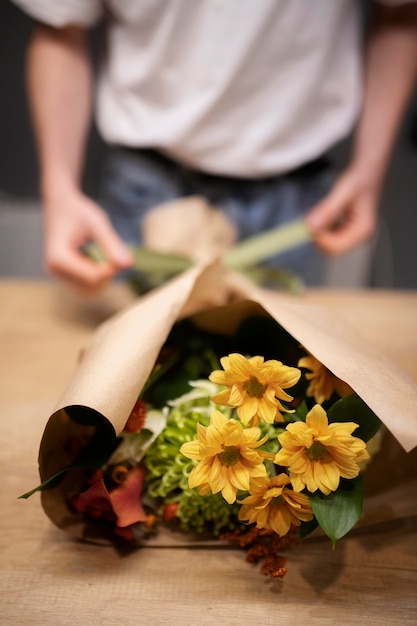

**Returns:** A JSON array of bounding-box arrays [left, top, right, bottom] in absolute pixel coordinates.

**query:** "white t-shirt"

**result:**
[[12, 0, 411, 177]]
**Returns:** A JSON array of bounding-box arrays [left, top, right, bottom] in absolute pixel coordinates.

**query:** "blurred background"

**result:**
[[1, 0, 417, 288]]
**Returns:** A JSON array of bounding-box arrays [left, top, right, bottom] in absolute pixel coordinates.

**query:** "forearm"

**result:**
[[351, 3, 417, 188], [26, 24, 93, 201], [306, 4, 417, 255]]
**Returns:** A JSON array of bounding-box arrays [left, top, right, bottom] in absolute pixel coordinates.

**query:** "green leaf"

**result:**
[[223, 218, 311, 270], [327, 394, 382, 442], [309, 475, 364, 548], [237, 265, 304, 293], [84, 242, 192, 275], [283, 399, 309, 423], [83, 243, 193, 295], [19, 472, 70, 499]]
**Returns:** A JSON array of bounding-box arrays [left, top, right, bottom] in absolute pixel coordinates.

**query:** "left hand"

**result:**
[[305, 168, 381, 255]]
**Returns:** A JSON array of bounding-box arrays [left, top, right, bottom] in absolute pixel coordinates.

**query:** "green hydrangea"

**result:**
[[176, 490, 243, 536], [143, 382, 216, 493]]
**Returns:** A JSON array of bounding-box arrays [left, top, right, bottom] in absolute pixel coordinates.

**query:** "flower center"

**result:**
[[111, 464, 129, 484], [243, 376, 267, 398], [218, 446, 241, 467], [307, 440, 328, 461]]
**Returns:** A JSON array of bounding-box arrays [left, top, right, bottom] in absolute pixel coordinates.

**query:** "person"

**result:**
[[13, 0, 417, 293]]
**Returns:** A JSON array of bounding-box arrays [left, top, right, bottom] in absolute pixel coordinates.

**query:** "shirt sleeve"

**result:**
[[11, 0, 103, 28]]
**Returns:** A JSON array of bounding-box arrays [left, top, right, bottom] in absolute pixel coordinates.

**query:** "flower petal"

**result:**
[[109, 466, 148, 527]]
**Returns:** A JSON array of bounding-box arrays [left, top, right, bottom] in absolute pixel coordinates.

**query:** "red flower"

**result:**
[[74, 465, 148, 528], [123, 399, 147, 433], [109, 466, 148, 527], [162, 502, 179, 523]]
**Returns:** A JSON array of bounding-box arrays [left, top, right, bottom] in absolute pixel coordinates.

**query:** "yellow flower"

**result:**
[[274, 404, 369, 495], [238, 474, 313, 536], [209, 353, 301, 426], [180, 410, 269, 504], [298, 352, 352, 405]]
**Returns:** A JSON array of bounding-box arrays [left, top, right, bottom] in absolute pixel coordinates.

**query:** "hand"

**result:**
[[305, 168, 381, 256], [44, 188, 134, 294]]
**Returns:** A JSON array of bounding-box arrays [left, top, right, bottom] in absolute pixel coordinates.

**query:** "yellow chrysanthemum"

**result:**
[[298, 352, 352, 404], [180, 410, 269, 504], [209, 353, 301, 426], [274, 404, 369, 495], [238, 474, 313, 536]]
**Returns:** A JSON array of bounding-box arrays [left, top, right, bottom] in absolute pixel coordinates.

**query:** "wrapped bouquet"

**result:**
[[22, 259, 417, 579]]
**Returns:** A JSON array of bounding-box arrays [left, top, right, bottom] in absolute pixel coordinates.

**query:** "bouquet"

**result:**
[[21, 261, 417, 580]]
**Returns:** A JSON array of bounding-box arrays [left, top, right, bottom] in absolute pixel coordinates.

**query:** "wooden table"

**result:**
[[1, 280, 417, 626]]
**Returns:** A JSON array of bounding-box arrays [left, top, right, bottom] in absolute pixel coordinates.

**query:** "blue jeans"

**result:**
[[99, 147, 335, 285]]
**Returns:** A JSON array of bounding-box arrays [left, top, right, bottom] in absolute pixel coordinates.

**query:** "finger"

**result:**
[[312, 211, 376, 255], [313, 228, 360, 256], [90, 214, 134, 270], [45, 247, 117, 293], [305, 182, 353, 233]]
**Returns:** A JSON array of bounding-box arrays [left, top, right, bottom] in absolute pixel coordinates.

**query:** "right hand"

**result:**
[[305, 166, 380, 256], [44, 188, 134, 294]]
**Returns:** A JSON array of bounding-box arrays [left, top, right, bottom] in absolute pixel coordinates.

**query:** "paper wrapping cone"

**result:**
[[38, 261, 417, 544]]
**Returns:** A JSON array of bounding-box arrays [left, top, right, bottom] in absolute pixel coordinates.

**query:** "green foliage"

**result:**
[[142, 319, 230, 408], [86, 218, 310, 296], [176, 490, 243, 536], [308, 475, 365, 548], [328, 394, 382, 442], [298, 517, 319, 539], [143, 402, 212, 500]]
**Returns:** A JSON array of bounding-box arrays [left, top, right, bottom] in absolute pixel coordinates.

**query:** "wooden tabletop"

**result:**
[[1, 280, 417, 626]]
